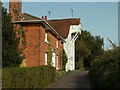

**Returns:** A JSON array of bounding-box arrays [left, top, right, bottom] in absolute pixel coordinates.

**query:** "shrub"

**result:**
[[89, 47, 119, 88], [75, 58, 84, 69], [2, 65, 56, 88], [55, 70, 67, 80], [55, 70, 71, 80], [61, 49, 68, 70]]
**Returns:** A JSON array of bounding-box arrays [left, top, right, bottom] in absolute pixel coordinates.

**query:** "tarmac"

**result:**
[[47, 69, 91, 88]]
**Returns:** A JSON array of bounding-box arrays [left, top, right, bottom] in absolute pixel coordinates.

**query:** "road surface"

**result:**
[[47, 69, 91, 88]]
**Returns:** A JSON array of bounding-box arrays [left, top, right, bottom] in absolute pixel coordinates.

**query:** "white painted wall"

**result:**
[[64, 24, 81, 71]]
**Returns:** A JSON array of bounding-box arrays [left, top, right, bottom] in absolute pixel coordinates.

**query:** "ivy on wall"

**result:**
[[47, 35, 52, 66], [18, 26, 27, 49], [60, 47, 63, 70], [18, 25, 27, 67]]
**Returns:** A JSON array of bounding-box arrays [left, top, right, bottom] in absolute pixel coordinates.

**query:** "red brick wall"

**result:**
[[22, 24, 41, 67], [13, 23, 63, 69], [39, 24, 47, 66]]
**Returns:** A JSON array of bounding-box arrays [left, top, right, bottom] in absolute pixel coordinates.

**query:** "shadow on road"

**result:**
[[75, 70, 91, 88]]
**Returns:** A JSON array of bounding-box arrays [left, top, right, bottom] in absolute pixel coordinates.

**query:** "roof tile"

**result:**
[[47, 18, 80, 39]]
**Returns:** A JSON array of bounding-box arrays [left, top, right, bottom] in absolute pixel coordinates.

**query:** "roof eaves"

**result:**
[[12, 20, 66, 42]]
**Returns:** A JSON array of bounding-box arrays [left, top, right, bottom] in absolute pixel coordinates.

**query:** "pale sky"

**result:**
[[2, 1, 119, 49]]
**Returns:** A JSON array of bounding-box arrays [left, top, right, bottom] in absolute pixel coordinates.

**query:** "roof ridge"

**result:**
[[48, 18, 80, 21]]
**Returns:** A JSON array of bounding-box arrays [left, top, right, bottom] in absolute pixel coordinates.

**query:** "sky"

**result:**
[[2, 1, 118, 50]]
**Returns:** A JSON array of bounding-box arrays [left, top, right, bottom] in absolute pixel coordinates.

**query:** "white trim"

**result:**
[[56, 39, 59, 48], [45, 32, 49, 43], [45, 53, 48, 65], [52, 52, 56, 67], [56, 55, 59, 70]]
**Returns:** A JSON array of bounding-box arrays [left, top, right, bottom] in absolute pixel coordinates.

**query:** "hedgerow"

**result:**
[[2, 65, 56, 88], [89, 46, 120, 88]]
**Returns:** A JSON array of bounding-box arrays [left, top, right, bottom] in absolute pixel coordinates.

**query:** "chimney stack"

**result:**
[[45, 16, 47, 20], [9, 0, 22, 21]]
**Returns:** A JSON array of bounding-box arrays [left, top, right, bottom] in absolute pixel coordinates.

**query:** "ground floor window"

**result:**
[[56, 55, 59, 70], [45, 53, 48, 65]]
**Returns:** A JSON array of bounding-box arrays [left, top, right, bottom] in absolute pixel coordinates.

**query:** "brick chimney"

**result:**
[[9, 0, 22, 21], [42, 16, 45, 20]]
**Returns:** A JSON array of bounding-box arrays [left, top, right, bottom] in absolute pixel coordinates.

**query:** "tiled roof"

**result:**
[[22, 13, 41, 20], [47, 18, 80, 39]]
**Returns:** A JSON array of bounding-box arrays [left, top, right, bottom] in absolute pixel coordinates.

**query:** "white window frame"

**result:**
[[45, 32, 49, 43], [56, 55, 59, 70], [45, 53, 48, 65], [56, 39, 59, 48]]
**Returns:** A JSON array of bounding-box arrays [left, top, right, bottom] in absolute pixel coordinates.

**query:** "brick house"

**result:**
[[9, 0, 81, 71], [9, 0, 65, 70]]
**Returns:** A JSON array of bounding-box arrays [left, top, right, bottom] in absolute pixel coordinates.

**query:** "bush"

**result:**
[[55, 70, 71, 80], [89, 47, 119, 88], [55, 70, 67, 80], [75, 58, 84, 69], [61, 49, 68, 70], [2, 65, 56, 88]]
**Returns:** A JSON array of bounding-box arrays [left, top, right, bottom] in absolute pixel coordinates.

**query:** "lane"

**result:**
[[48, 70, 91, 88]]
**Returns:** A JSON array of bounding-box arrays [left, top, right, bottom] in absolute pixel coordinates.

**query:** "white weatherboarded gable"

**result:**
[[64, 24, 81, 71]]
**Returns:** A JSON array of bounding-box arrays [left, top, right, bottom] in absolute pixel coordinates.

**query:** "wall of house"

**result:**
[[21, 24, 41, 67], [48, 32, 62, 70], [13, 23, 63, 69]]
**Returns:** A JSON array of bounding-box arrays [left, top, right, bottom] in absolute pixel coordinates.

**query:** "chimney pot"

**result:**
[[45, 16, 47, 20]]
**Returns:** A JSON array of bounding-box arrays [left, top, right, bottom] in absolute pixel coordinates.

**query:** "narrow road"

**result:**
[[48, 69, 91, 88]]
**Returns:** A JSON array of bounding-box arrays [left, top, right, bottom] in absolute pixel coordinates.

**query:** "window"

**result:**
[[45, 53, 48, 65], [56, 39, 59, 48], [56, 55, 59, 70], [45, 32, 48, 43]]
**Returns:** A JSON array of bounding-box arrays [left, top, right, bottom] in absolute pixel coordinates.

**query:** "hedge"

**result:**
[[2, 65, 56, 88], [89, 47, 119, 88]]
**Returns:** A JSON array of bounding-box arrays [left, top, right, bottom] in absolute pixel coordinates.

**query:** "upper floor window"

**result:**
[[56, 39, 59, 48], [45, 32, 48, 43]]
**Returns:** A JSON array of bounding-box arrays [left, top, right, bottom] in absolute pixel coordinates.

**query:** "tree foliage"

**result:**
[[2, 5, 22, 67], [61, 49, 68, 70], [89, 44, 120, 88], [75, 30, 104, 69]]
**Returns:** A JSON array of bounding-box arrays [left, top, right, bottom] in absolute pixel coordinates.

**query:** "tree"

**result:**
[[2, 5, 22, 67], [75, 30, 104, 69], [61, 49, 68, 70]]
